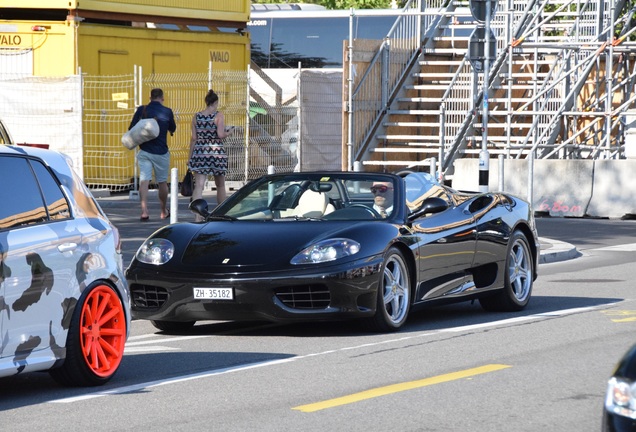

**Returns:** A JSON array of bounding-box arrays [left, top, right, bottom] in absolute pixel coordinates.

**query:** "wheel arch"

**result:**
[[388, 241, 417, 303], [511, 222, 538, 279], [80, 277, 131, 328]]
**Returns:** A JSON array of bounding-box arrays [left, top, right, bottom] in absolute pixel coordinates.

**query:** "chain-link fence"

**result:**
[[82, 73, 136, 190], [82, 69, 251, 191], [0, 66, 344, 190], [83, 67, 315, 190]]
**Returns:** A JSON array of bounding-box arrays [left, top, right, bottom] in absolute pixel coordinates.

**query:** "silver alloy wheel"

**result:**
[[508, 237, 532, 302], [382, 253, 409, 325]]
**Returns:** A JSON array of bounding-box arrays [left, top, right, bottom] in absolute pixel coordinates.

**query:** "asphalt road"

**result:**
[[2, 244, 635, 431], [1, 192, 634, 431]]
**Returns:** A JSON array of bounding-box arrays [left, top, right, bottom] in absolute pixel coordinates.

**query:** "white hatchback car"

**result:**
[[0, 145, 130, 386]]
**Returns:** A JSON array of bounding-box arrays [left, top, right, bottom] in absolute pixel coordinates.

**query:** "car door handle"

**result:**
[[58, 242, 78, 253]]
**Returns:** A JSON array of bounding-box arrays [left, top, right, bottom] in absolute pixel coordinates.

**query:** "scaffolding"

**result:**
[[350, 0, 636, 176]]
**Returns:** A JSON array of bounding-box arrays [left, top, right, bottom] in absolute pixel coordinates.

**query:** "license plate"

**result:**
[[193, 287, 234, 300]]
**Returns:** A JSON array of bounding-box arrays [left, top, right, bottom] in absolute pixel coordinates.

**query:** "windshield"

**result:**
[[215, 173, 398, 221]]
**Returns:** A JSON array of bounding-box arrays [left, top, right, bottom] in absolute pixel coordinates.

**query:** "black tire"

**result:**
[[151, 320, 196, 333], [479, 230, 533, 312], [49, 283, 127, 386], [367, 247, 411, 332]]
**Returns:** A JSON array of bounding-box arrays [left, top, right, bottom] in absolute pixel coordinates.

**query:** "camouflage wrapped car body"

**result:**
[[0, 145, 130, 385]]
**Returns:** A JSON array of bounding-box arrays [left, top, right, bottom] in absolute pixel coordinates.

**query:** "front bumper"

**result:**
[[126, 257, 383, 323]]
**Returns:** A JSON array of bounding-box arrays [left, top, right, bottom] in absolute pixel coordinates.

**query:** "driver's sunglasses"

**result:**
[[370, 185, 392, 194]]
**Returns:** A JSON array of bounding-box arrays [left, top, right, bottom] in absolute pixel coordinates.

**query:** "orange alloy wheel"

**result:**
[[79, 285, 126, 377]]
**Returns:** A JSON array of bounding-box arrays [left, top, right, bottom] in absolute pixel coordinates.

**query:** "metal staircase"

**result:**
[[349, 0, 636, 178]]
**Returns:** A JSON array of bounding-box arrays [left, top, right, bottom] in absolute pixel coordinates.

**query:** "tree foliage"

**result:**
[[251, 0, 409, 9], [251, 0, 636, 40]]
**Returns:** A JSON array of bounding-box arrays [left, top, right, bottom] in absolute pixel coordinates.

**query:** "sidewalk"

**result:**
[[96, 190, 578, 267]]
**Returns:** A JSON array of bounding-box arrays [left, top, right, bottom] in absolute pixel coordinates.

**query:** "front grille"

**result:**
[[131, 284, 169, 310], [275, 285, 331, 309]]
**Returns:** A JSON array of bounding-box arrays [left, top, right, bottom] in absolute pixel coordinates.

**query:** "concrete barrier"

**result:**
[[587, 160, 636, 218], [451, 158, 636, 218]]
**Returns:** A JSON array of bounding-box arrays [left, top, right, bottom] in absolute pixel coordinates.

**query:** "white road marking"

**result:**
[[125, 335, 209, 347], [127, 334, 158, 341], [593, 243, 636, 252], [123, 334, 211, 354], [49, 302, 620, 404], [124, 346, 180, 353]]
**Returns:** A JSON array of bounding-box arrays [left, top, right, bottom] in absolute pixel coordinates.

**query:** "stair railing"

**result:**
[[347, 0, 451, 169]]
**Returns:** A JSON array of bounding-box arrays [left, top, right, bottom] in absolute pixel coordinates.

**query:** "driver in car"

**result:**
[[371, 181, 394, 217]]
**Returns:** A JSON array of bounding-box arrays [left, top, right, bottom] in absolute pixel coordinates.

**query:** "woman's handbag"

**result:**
[[180, 169, 193, 197], [121, 106, 160, 150]]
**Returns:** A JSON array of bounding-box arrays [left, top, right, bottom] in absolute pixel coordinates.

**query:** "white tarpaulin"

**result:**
[[250, 68, 343, 172], [0, 75, 84, 176], [298, 69, 342, 171]]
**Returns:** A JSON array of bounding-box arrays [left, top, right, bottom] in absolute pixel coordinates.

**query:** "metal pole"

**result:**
[[347, 8, 355, 171], [208, 60, 213, 90], [505, 0, 513, 158], [170, 167, 178, 223], [297, 62, 302, 172], [130, 65, 141, 201], [75, 66, 85, 179], [479, 0, 492, 193], [244, 65, 250, 183], [605, 2, 615, 159], [267, 165, 275, 205], [438, 103, 445, 182], [498, 154, 504, 191], [527, 150, 534, 209]]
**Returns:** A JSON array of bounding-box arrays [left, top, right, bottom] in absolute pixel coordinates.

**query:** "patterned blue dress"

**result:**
[[188, 112, 228, 176]]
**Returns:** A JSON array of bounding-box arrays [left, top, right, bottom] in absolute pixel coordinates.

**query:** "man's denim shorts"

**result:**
[[138, 150, 170, 183]]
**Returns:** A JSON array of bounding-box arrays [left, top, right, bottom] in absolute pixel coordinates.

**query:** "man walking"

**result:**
[[128, 88, 177, 221]]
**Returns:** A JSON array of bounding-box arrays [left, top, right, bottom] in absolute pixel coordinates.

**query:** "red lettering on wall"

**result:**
[[539, 199, 582, 214]]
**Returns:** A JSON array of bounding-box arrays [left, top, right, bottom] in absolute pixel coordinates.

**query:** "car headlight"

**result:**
[[136, 238, 174, 265], [605, 377, 636, 419], [291, 238, 360, 265]]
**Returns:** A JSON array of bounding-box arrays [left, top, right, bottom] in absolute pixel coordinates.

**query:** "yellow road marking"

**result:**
[[603, 310, 636, 316], [293, 364, 511, 413], [602, 311, 636, 323], [612, 317, 636, 323]]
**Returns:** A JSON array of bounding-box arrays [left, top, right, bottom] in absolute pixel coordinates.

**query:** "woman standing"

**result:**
[[188, 90, 234, 215]]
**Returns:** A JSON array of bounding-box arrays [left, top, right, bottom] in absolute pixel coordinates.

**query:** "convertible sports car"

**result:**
[[126, 171, 538, 333]]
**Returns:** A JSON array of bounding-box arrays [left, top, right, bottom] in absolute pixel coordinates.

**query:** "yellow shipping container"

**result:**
[[78, 24, 249, 76], [0, 2, 250, 188], [0, 21, 249, 75], [4, 1, 249, 24], [0, 1, 250, 75]]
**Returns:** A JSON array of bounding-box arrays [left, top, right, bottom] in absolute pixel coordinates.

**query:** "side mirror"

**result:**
[[189, 198, 210, 220], [408, 197, 449, 220]]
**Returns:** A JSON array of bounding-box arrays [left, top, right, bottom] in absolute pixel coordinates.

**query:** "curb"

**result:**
[[538, 237, 579, 264]]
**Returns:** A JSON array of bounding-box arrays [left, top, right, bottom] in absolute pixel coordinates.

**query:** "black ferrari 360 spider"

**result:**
[[126, 171, 539, 332]]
